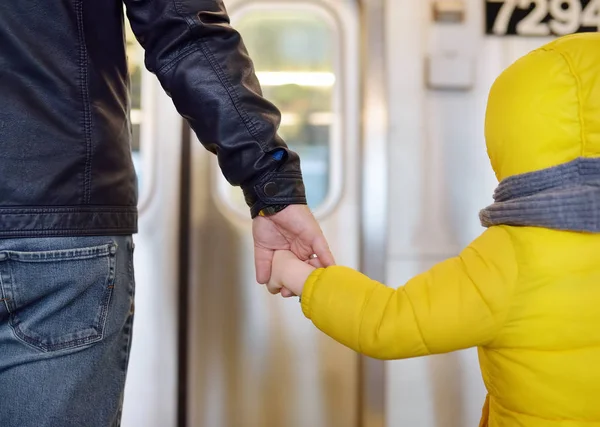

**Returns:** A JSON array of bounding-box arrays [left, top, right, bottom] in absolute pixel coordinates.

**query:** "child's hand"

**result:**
[[267, 250, 316, 297]]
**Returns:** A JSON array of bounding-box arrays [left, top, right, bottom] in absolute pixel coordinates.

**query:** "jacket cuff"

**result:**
[[243, 171, 307, 218], [301, 268, 325, 320]]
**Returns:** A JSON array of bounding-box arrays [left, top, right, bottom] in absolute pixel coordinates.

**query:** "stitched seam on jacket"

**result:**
[[250, 197, 306, 213], [249, 171, 306, 207], [75, 0, 93, 204], [0, 228, 135, 234], [357, 284, 378, 354], [374, 290, 396, 350], [168, 0, 269, 152], [487, 344, 600, 352], [487, 227, 520, 347], [544, 47, 586, 157], [0, 207, 137, 213], [302, 268, 325, 320], [156, 44, 202, 76], [401, 288, 431, 354], [458, 250, 495, 320], [0, 206, 138, 216], [198, 40, 267, 151]]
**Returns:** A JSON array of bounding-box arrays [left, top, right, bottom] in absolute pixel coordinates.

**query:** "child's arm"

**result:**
[[298, 227, 518, 360]]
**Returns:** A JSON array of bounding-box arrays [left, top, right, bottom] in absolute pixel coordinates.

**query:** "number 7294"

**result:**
[[488, 0, 599, 36]]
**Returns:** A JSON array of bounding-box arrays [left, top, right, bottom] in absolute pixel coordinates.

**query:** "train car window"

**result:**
[[217, 5, 340, 215]]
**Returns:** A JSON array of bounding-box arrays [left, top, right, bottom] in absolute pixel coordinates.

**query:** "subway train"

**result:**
[[120, 0, 598, 426]]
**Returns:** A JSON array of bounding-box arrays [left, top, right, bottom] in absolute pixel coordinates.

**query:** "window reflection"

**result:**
[[224, 8, 338, 212]]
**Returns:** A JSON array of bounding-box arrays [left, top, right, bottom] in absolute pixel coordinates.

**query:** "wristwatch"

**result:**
[[258, 204, 289, 217]]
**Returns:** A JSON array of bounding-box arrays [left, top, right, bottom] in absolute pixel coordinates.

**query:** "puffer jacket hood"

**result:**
[[480, 33, 600, 233], [485, 32, 600, 182]]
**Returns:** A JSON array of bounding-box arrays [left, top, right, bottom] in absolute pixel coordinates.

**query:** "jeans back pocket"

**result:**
[[0, 243, 117, 352]]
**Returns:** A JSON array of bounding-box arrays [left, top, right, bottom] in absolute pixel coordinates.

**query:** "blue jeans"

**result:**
[[0, 236, 135, 427]]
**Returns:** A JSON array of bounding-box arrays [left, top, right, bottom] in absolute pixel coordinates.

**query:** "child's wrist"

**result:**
[[284, 261, 315, 296]]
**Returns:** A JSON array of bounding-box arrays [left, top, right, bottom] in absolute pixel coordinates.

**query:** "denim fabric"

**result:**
[[0, 236, 135, 427]]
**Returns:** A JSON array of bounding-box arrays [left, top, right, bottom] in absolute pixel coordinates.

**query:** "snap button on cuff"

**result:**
[[263, 182, 279, 197]]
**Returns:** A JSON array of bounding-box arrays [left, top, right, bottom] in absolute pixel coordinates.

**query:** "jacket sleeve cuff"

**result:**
[[301, 268, 325, 320], [243, 171, 307, 218]]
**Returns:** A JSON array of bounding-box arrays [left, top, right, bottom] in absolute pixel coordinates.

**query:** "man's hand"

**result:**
[[253, 204, 335, 285]]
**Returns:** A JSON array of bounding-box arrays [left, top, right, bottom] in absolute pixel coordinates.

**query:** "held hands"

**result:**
[[252, 204, 335, 285], [266, 250, 316, 297]]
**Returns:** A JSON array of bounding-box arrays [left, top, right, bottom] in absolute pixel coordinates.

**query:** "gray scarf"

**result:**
[[479, 157, 600, 233]]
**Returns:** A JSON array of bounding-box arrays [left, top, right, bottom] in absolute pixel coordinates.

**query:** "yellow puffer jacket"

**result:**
[[301, 33, 600, 427]]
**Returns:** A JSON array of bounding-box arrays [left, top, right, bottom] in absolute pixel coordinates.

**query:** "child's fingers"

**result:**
[[265, 282, 281, 295], [281, 287, 295, 298]]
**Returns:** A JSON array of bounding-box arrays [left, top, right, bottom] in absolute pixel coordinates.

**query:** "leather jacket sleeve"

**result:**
[[123, 0, 306, 217]]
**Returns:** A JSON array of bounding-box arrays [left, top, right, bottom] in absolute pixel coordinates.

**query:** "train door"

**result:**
[[385, 0, 576, 426], [185, 1, 373, 426], [120, 0, 388, 426]]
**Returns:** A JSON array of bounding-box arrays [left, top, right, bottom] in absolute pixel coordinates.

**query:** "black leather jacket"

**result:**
[[0, 0, 306, 238]]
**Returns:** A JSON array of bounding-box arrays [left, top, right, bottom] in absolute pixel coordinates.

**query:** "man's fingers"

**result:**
[[254, 246, 274, 284], [306, 257, 324, 268], [312, 236, 335, 267]]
